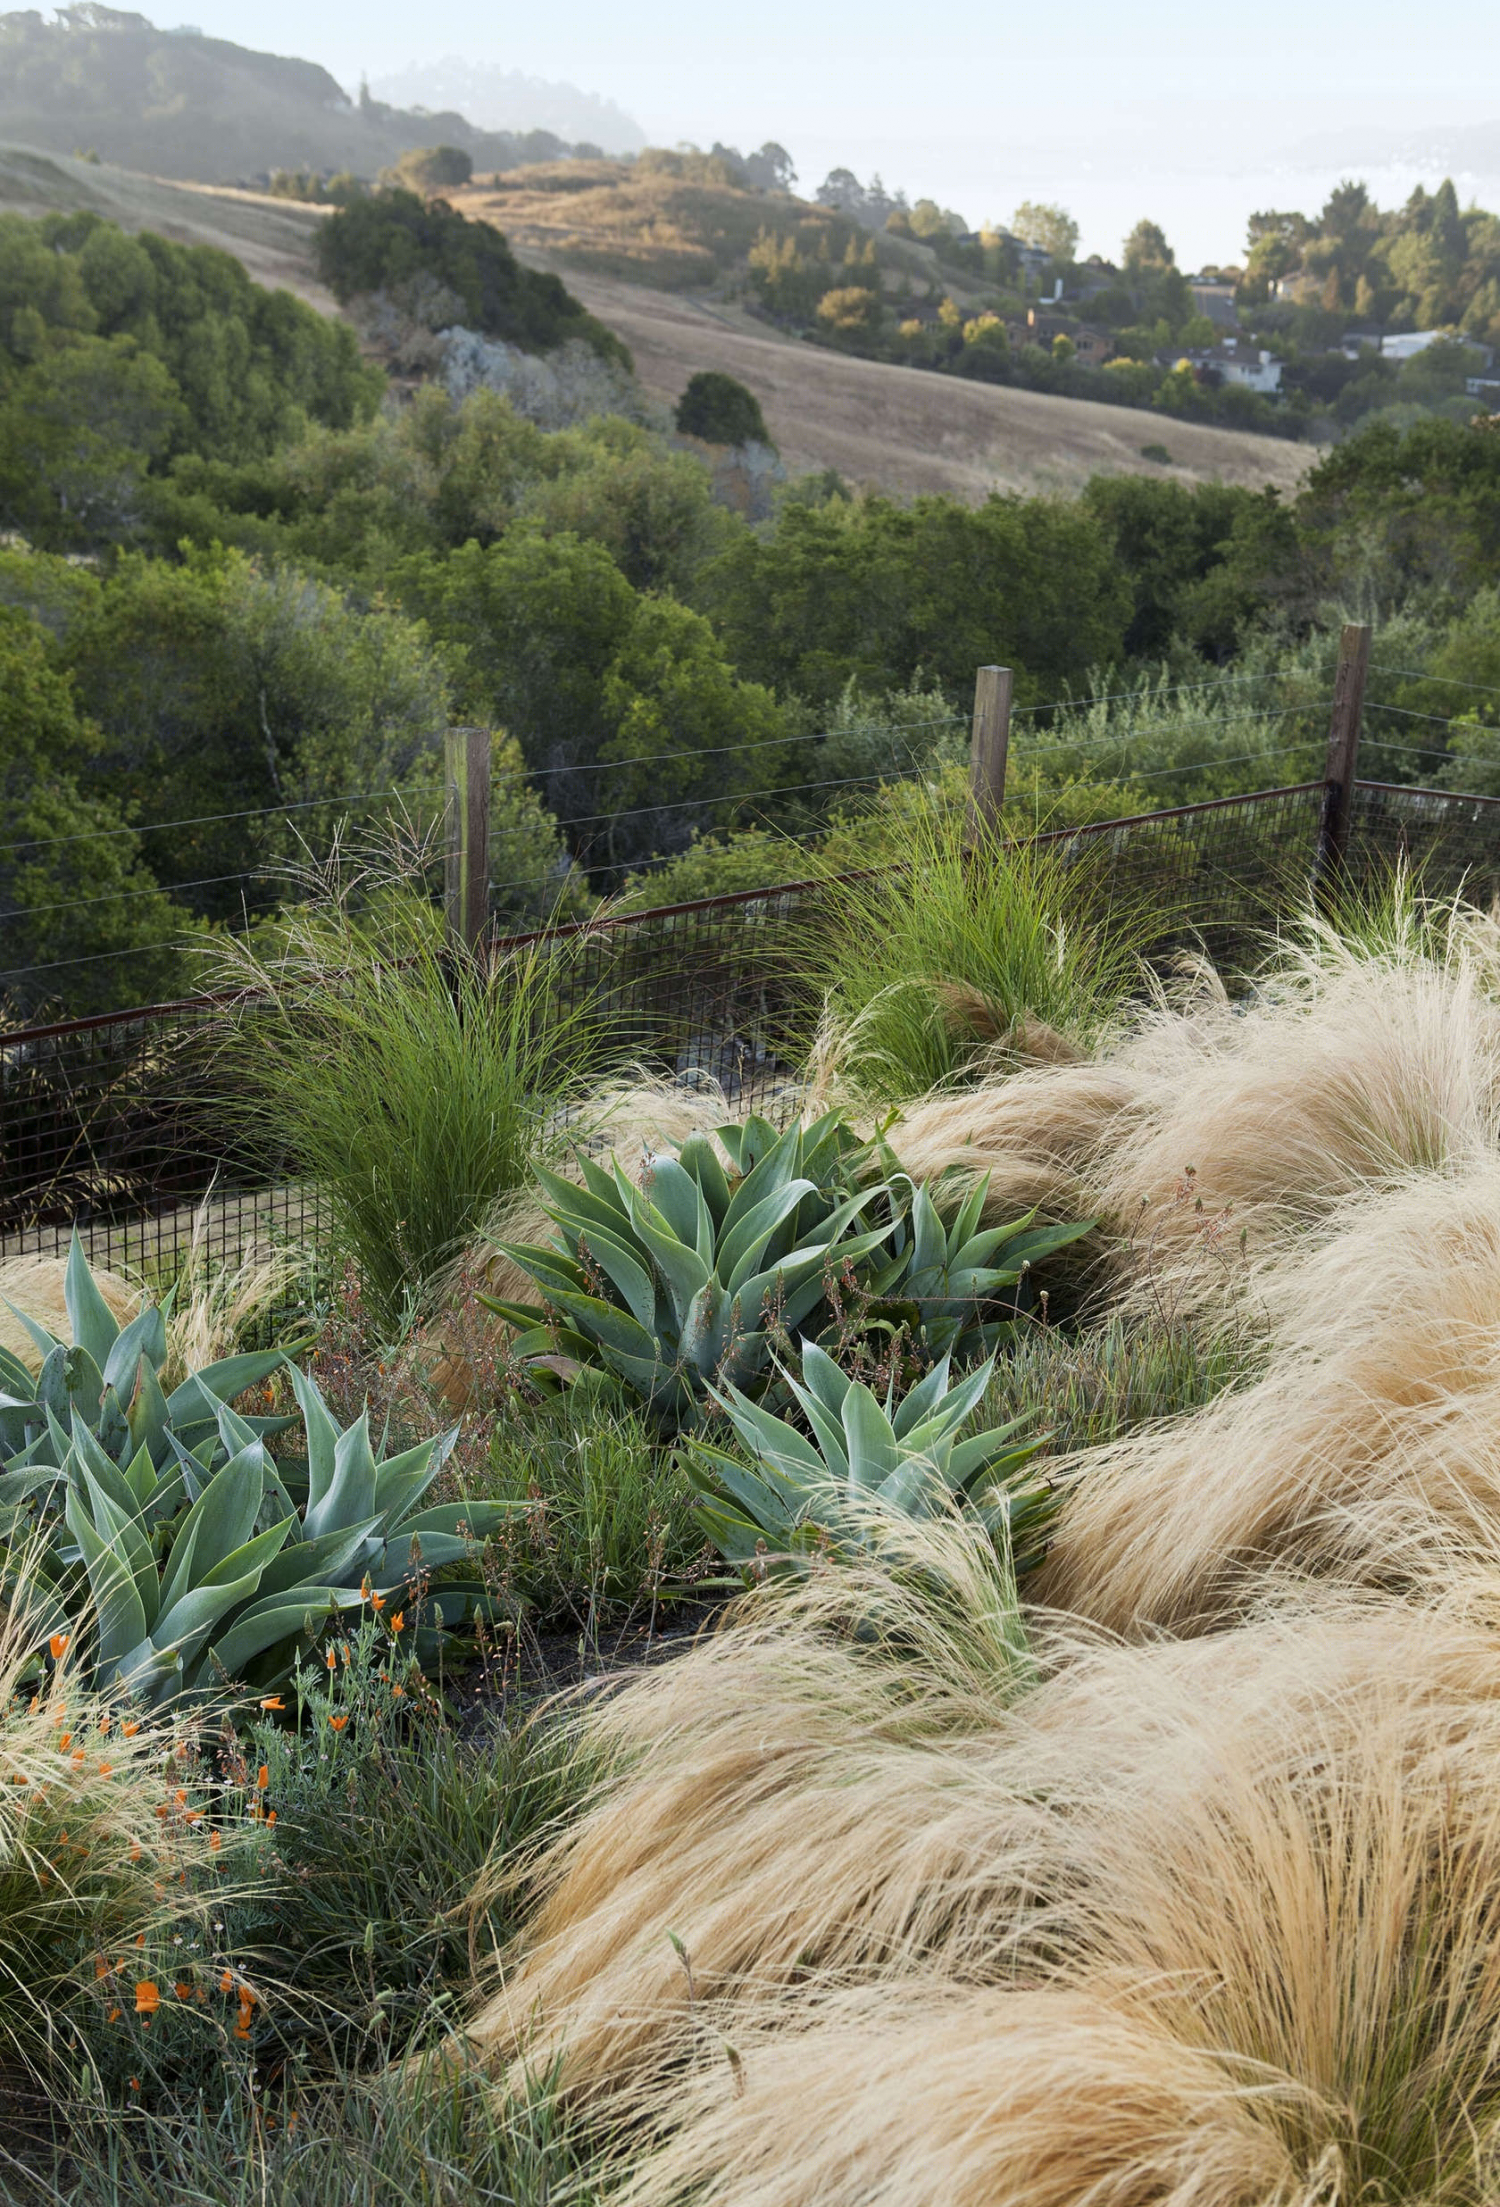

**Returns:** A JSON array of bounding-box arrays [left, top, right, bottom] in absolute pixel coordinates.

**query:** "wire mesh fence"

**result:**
[[0, 773, 1488, 1277]]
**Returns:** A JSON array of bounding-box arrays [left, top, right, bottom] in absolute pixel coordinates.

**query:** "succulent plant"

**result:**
[[861, 1171, 1092, 1363], [0, 1229, 290, 1494], [485, 1112, 901, 1429], [689, 1338, 1053, 1575], [488, 1115, 1093, 1429], [1, 1236, 515, 1700]]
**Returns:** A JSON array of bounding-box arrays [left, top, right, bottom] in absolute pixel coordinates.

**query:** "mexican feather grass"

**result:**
[[479, 1578, 1500, 2207]]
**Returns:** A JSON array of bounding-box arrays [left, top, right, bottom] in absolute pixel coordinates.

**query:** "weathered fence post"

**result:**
[[1314, 623, 1371, 885], [966, 665, 1013, 845], [444, 725, 492, 955]]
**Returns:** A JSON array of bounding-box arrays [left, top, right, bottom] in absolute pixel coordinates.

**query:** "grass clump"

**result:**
[[478, 1403, 710, 1641], [213, 840, 607, 1331], [806, 812, 1152, 1105], [988, 1312, 1259, 1459]]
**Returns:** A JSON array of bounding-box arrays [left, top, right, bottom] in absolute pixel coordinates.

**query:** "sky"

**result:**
[[171, 0, 1500, 268]]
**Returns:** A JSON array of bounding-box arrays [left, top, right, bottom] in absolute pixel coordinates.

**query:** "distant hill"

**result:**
[[368, 60, 644, 157], [0, 5, 606, 183]]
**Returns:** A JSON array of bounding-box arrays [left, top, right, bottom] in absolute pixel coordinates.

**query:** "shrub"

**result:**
[[313, 192, 631, 367], [0, 1567, 264, 2088], [674, 370, 771, 449]]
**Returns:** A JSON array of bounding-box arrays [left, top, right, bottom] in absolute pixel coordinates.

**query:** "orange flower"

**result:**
[[209, 1831, 221, 1853], [48, 1633, 68, 1660], [70, 1752, 84, 1770], [370, 1592, 386, 1611], [391, 1685, 406, 1699], [134, 1981, 160, 2016], [129, 1842, 142, 1863], [128, 2077, 139, 2092], [122, 1722, 140, 1738], [258, 1696, 284, 1711], [106, 2006, 121, 2024], [266, 1810, 277, 1828], [219, 1968, 235, 1993], [174, 1981, 192, 2002], [328, 1714, 348, 1732], [135, 1932, 146, 1948], [58, 1733, 72, 1751], [390, 1612, 404, 1633], [324, 1647, 337, 1671], [359, 1576, 372, 1603], [255, 1764, 269, 1791], [94, 1959, 110, 1980], [97, 1762, 113, 1779]]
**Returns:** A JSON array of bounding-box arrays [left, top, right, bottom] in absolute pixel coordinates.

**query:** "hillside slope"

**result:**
[[543, 270, 1315, 499], [0, 8, 597, 183], [0, 149, 1312, 500]]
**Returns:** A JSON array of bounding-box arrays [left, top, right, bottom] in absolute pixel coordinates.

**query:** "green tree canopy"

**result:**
[[314, 192, 631, 366], [0, 605, 198, 1020], [674, 370, 771, 449]]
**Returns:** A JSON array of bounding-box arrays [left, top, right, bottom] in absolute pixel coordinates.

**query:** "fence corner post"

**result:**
[[445, 725, 492, 955], [966, 665, 1012, 846], [1315, 623, 1371, 885]]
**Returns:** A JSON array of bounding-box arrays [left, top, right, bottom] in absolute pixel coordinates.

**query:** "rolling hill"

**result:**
[[0, 6, 604, 183], [0, 146, 1313, 501]]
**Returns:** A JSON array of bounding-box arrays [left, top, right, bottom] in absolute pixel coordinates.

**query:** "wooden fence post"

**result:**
[[445, 725, 492, 955], [966, 665, 1013, 844], [1315, 623, 1371, 884]]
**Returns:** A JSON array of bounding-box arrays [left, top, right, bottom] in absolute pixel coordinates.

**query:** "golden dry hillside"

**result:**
[[0, 146, 1313, 501], [525, 268, 1315, 500]]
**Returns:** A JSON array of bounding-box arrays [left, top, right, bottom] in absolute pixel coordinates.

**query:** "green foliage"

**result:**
[[0, 603, 200, 1020], [238, 1621, 580, 2048], [0, 211, 380, 548], [488, 1111, 896, 1430], [0, 1236, 508, 1700], [675, 370, 771, 448], [987, 1313, 1260, 1457], [858, 1175, 1091, 1364], [809, 813, 1151, 1104], [215, 861, 606, 1329], [314, 191, 630, 366], [43, 545, 452, 924], [491, 1113, 1090, 1432], [478, 1400, 706, 1627], [694, 490, 1130, 707], [394, 529, 789, 873], [690, 1339, 1052, 1574]]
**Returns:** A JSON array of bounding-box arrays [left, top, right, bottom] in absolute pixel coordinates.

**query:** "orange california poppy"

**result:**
[[134, 1982, 160, 2016]]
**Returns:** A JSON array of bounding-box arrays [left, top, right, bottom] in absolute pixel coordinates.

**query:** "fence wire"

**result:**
[[0, 777, 1472, 1274]]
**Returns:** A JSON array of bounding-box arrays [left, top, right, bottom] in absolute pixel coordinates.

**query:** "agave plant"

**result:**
[[862, 1170, 1092, 1363], [689, 1339, 1053, 1575], [2, 1238, 515, 1700], [0, 1230, 290, 1490], [485, 1112, 901, 1429]]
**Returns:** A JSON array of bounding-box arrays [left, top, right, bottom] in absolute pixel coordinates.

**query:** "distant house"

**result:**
[[1072, 324, 1112, 366], [1381, 329, 1494, 369], [1162, 341, 1283, 394], [1187, 278, 1239, 331], [1026, 306, 1071, 343]]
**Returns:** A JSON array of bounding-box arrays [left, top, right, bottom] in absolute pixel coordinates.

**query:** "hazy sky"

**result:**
[[175, 0, 1500, 266]]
